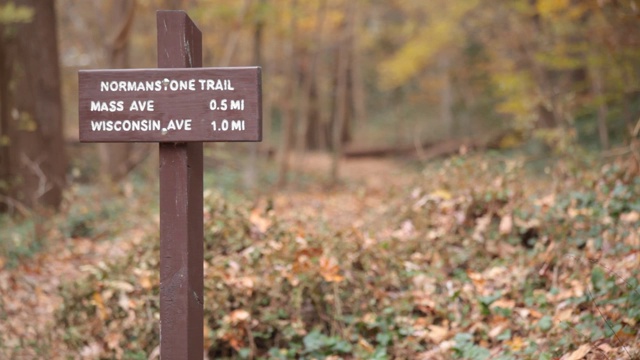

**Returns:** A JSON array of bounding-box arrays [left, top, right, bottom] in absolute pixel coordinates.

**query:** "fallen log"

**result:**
[[344, 131, 509, 160]]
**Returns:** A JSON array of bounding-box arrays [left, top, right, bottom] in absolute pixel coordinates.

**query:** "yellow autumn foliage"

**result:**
[[378, 0, 480, 90], [536, 0, 570, 16], [0, 2, 34, 24]]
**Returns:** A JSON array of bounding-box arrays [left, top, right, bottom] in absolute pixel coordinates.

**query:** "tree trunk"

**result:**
[[296, 0, 327, 155], [99, 0, 141, 183], [439, 54, 454, 139], [0, 0, 67, 212], [243, 0, 267, 191], [350, 3, 367, 128], [0, 21, 10, 210], [591, 66, 609, 150], [329, 1, 354, 185], [305, 81, 323, 149], [219, 0, 251, 67], [277, 0, 298, 187]]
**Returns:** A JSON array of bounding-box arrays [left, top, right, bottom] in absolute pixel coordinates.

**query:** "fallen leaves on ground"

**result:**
[[1, 153, 639, 359]]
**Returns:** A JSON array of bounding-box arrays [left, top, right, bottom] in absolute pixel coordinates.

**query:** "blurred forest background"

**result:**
[[1, 0, 640, 359], [1, 0, 639, 208]]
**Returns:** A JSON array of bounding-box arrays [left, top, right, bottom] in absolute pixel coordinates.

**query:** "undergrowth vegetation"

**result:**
[[56, 154, 639, 359], [0, 183, 136, 269]]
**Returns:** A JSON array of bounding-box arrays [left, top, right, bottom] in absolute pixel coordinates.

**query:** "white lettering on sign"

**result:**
[[79, 67, 261, 142], [90, 119, 162, 132], [230, 99, 244, 111], [89, 119, 195, 133], [211, 119, 245, 132], [209, 99, 243, 111], [209, 99, 227, 111], [129, 100, 155, 111], [101, 80, 163, 92], [165, 79, 196, 91], [87, 73, 253, 136], [198, 79, 234, 91], [90, 100, 124, 112], [163, 119, 192, 132], [99, 79, 234, 92], [231, 120, 244, 131]]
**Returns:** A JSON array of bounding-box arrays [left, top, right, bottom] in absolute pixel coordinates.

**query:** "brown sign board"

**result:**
[[78, 67, 261, 142]]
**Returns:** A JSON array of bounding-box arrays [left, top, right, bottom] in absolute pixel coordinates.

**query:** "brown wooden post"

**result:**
[[78, 10, 261, 359], [157, 11, 203, 359]]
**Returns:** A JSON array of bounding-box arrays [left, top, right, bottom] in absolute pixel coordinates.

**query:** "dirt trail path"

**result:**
[[0, 154, 418, 358], [291, 152, 414, 189], [273, 153, 417, 231]]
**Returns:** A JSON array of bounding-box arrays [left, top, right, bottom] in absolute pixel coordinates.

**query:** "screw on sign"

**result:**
[[77, 11, 262, 359]]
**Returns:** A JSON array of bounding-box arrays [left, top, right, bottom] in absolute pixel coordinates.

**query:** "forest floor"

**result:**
[[1, 150, 639, 359], [0, 153, 413, 358]]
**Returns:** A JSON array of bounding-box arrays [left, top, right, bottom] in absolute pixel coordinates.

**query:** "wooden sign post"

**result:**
[[78, 11, 261, 359]]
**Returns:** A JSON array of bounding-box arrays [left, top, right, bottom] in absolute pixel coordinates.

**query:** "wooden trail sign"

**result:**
[[78, 67, 262, 142], [78, 11, 262, 359]]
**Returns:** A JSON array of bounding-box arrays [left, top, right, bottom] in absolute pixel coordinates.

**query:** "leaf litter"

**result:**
[[1, 153, 639, 359]]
